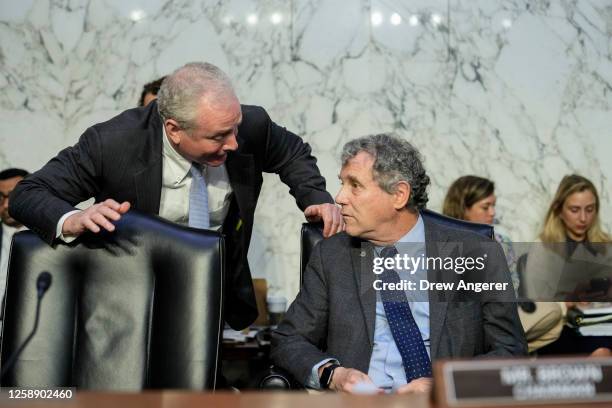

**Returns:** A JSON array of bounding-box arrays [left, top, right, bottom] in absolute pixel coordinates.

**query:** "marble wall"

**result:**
[[1, 0, 611, 302]]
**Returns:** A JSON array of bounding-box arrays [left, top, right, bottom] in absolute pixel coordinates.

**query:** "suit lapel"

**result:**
[[423, 216, 456, 360], [352, 238, 377, 347], [134, 115, 163, 214], [225, 151, 255, 222]]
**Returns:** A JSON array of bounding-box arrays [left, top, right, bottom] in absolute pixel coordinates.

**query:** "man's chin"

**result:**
[[202, 155, 227, 167], [343, 225, 361, 238]]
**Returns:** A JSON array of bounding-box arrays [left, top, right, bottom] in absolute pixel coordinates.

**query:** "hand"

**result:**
[[304, 203, 344, 238], [396, 377, 433, 394], [62, 199, 131, 237], [565, 301, 591, 309], [328, 367, 381, 394]]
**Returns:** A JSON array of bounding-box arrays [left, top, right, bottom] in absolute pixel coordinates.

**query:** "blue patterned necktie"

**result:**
[[379, 246, 432, 382], [188, 163, 210, 229]]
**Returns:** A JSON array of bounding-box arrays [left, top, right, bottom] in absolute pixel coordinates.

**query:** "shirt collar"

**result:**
[[162, 125, 193, 185], [2, 224, 25, 235], [398, 213, 425, 243], [374, 214, 425, 256]]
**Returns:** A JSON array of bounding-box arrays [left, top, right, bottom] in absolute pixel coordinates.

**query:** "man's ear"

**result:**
[[164, 119, 182, 145], [393, 181, 411, 210]]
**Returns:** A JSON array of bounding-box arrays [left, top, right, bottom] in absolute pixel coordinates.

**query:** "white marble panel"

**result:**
[[370, 0, 448, 61], [446, 0, 612, 241], [0, 0, 37, 23]]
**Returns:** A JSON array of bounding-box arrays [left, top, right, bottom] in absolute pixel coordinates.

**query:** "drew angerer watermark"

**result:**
[[371, 252, 510, 293]]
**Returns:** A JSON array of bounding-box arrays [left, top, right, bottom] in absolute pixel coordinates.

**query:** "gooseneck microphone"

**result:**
[[36, 272, 52, 298], [1, 271, 53, 380]]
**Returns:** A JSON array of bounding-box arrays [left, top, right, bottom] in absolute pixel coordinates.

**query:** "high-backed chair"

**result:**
[[1, 211, 224, 390], [259, 209, 494, 389]]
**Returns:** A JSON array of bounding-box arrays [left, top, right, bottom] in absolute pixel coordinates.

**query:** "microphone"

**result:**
[[519, 301, 536, 313], [36, 271, 52, 298], [1, 271, 53, 380]]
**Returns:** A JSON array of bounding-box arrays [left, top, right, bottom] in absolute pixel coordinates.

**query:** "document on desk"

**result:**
[[222, 328, 258, 342], [579, 323, 612, 336], [351, 381, 382, 395], [579, 303, 612, 315]]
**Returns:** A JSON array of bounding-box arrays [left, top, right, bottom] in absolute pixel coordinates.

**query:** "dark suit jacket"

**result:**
[[9, 102, 333, 329], [271, 216, 527, 385]]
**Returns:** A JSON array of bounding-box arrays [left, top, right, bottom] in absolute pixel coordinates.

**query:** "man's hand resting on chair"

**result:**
[[304, 203, 344, 237], [62, 199, 131, 237]]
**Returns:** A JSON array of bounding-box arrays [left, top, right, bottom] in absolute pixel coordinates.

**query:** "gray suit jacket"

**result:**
[[271, 216, 527, 385]]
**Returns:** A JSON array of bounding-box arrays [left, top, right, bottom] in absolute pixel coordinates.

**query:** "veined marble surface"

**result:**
[[1, 0, 611, 302]]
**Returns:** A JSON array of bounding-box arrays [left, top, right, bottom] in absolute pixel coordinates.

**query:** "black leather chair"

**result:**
[[259, 209, 494, 389], [0, 211, 224, 390]]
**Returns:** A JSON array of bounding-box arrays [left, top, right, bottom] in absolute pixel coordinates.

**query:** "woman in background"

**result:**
[[539, 174, 610, 244], [443, 175, 564, 353], [526, 174, 611, 356], [442, 175, 519, 290]]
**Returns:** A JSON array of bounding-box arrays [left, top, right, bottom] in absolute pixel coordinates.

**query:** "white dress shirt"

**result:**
[[57, 126, 233, 239], [1, 224, 26, 307], [159, 126, 232, 230]]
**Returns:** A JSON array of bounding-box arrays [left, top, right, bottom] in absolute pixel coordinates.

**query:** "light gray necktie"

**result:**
[[188, 163, 210, 229]]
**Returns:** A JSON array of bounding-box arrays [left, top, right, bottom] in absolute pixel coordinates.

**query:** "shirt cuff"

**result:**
[[306, 358, 340, 389], [56, 210, 81, 243]]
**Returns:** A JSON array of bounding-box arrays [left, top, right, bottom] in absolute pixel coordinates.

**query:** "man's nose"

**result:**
[[335, 187, 347, 206], [224, 134, 239, 152]]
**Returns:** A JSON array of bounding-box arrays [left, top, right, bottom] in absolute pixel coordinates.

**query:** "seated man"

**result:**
[[0, 168, 29, 315], [272, 134, 527, 394]]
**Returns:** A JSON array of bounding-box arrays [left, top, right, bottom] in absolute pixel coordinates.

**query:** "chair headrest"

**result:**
[[420, 208, 493, 239]]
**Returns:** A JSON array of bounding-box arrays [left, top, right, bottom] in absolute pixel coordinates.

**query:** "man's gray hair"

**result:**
[[157, 62, 235, 129], [341, 134, 430, 211]]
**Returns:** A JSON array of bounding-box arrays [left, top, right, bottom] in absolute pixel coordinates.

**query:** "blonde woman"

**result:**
[[525, 175, 611, 355], [540, 174, 610, 243]]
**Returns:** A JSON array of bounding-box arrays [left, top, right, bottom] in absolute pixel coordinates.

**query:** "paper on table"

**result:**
[[578, 303, 612, 315], [579, 323, 612, 336], [223, 328, 258, 342]]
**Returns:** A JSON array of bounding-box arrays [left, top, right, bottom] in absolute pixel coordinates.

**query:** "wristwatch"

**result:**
[[320, 363, 341, 389]]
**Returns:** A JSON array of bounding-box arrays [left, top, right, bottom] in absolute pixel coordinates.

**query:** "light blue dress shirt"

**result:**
[[369, 215, 430, 391], [308, 215, 430, 390]]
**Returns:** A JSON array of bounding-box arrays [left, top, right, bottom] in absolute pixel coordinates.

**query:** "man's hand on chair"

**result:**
[[304, 203, 344, 237], [62, 199, 131, 237]]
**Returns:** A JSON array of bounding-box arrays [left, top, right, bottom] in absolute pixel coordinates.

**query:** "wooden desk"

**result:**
[[4, 391, 610, 408], [4, 391, 429, 408]]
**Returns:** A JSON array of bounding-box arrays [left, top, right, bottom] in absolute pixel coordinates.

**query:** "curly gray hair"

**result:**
[[341, 134, 429, 211], [157, 62, 235, 130]]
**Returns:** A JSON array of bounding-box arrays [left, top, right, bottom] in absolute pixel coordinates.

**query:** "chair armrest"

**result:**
[[256, 365, 303, 390]]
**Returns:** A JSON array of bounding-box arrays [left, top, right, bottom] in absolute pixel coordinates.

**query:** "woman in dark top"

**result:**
[[530, 174, 611, 356]]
